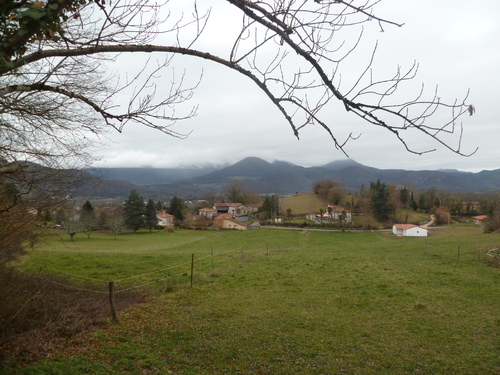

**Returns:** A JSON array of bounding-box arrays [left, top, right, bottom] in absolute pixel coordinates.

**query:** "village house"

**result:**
[[305, 213, 316, 221], [392, 224, 428, 237], [213, 203, 250, 216], [198, 207, 216, 220], [318, 205, 352, 223], [472, 215, 488, 224], [157, 211, 174, 227], [213, 213, 247, 231]]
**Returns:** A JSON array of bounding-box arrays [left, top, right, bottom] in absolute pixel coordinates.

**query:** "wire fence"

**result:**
[[22, 243, 289, 319]]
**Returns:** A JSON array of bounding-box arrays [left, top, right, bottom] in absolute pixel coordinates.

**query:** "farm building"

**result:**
[[213, 214, 247, 231], [213, 203, 250, 216], [392, 224, 428, 237]]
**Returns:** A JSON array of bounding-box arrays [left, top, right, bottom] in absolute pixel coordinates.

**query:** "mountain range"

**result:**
[[82, 157, 500, 199]]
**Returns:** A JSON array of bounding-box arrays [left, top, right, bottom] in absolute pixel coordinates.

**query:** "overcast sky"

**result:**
[[92, 0, 499, 172]]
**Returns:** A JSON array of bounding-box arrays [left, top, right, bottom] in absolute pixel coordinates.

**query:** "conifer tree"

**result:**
[[145, 199, 158, 232], [370, 180, 390, 222], [168, 196, 185, 222], [123, 189, 145, 233]]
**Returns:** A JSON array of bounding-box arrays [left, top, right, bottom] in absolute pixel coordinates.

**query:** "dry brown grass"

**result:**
[[280, 193, 328, 215], [0, 267, 145, 366]]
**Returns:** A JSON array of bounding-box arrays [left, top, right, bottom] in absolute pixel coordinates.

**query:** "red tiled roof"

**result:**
[[393, 224, 418, 229], [157, 213, 174, 218], [472, 215, 487, 220], [226, 218, 247, 227], [214, 213, 233, 220]]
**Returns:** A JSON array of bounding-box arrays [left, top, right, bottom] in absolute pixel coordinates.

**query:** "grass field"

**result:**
[[5, 226, 500, 374], [280, 193, 328, 215]]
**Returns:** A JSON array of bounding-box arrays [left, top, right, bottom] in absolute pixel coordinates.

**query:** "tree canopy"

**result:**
[[1, 0, 476, 177]]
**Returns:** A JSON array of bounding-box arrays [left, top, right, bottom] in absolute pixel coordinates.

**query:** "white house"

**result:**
[[306, 213, 316, 221], [157, 212, 174, 227], [321, 205, 352, 223], [392, 224, 428, 237]]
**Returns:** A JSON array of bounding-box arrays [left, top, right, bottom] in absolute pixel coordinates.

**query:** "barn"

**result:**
[[392, 224, 428, 237]]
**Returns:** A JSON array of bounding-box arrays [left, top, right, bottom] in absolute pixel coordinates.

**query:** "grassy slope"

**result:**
[[280, 193, 328, 215], [7, 227, 500, 374]]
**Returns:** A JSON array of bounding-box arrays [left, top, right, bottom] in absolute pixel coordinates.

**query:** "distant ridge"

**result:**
[[86, 165, 220, 186], [83, 157, 500, 198], [320, 159, 365, 170]]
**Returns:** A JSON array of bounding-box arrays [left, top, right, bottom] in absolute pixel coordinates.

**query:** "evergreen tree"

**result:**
[[370, 180, 390, 221], [123, 189, 145, 233], [400, 186, 410, 208], [155, 201, 164, 211], [258, 195, 273, 219], [258, 194, 280, 219], [168, 196, 185, 222], [145, 199, 158, 232]]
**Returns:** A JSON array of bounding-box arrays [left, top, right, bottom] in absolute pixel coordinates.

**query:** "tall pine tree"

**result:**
[[168, 196, 185, 222], [145, 199, 158, 232], [124, 189, 145, 234], [370, 180, 390, 222]]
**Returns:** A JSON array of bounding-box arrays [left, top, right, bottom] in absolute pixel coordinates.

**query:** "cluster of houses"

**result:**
[[156, 202, 487, 236], [157, 203, 253, 231], [157, 202, 357, 231], [157, 202, 358, 231], [306, 204, 353, 224]]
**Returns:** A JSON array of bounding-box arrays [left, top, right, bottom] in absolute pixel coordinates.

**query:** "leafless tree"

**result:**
[[0, 0, 477, 257], [1, 0, 476, 171]]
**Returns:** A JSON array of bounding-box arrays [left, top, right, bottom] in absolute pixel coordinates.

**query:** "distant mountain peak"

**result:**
[[233, 156, 271, 166], [320, 159, 364, 170]]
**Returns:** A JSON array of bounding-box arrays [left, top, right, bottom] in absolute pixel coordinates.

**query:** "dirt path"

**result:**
[[420, 214, 436, 228]]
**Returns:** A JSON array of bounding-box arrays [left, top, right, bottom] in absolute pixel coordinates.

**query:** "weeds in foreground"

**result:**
[[0, 267, 145, 365]]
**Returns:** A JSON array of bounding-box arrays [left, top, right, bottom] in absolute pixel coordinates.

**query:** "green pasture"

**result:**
[[21, 229, 302, 289], [10, 227, 500, 374]]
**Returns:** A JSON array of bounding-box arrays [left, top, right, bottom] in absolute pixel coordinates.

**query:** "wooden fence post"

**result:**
[[190, 253, 195, 288], [108, 281, 117, 321]]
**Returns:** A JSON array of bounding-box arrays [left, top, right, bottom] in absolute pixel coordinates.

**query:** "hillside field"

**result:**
[[3, 227, 500, 374], [280, 193, 329, 215]]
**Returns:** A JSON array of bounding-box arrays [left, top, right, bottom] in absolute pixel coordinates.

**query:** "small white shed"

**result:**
[[392, 224, 428, 237]]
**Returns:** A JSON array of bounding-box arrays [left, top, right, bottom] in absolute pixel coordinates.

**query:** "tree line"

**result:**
[[51, 176, 500, 241], [312, 178, 500, 230], [53, 190, 191, 240]]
